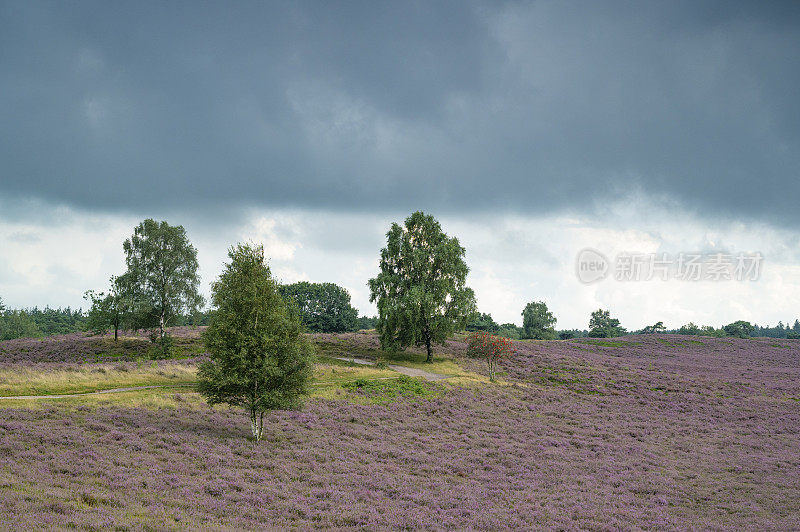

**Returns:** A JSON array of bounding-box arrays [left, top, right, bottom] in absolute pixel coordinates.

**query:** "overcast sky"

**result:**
[[1, 1, 799, 329]]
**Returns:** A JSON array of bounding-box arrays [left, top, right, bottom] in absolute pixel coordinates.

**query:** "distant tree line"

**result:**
[[466, 305, 589, 340], [3, 215, 800, 351], [0, 298, 88, 341]]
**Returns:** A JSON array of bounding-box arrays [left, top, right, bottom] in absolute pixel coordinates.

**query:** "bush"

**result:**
[[466, 331, 515, 381]]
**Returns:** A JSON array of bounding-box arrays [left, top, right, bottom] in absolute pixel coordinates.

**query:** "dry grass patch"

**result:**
[[0, 363, 197, 397]]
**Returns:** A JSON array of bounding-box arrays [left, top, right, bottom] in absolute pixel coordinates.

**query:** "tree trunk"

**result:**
[[250, 411, 264, 441], [250, 409, 262, 441], [425, 333, 433, 363], [114, 326, 118, 341], [159, 310, 167, 355]]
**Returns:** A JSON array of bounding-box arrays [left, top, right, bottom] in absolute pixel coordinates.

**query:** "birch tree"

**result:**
[[122, 219, 203, 355], [368, 211, 476, 363], [197, 243, 313, 441]]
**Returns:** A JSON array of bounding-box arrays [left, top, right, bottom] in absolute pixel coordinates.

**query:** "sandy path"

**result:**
[[0, 383, 195, 400], [330, 356, 451, 381]]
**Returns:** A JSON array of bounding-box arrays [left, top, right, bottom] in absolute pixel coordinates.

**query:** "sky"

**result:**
[[1, 1, 799, 330]]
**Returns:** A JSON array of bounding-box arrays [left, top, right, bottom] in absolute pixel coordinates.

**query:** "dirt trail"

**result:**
[[331, 356, 450, 381], [0, 383, 195, 400]]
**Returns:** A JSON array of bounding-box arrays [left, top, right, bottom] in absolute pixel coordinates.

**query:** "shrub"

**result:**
[[466, 332, 515, 381]]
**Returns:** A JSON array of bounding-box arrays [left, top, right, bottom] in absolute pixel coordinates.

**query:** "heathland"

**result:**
[[1, 328, 798, 529]]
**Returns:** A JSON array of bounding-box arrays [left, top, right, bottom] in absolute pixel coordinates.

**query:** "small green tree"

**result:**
[[278, 282, 359, 333], [197, 243, 313, 441], [83, 276, 132, 340], [122, 219, 204, 354], [521, 301, 557, 339], [723, 320, 754, 339], [700, 325, 725, 337], [368, 211, 477, 363], [678, 322, 701, 335], [588, 308, 627, 338], [641, 321, 666, 334]]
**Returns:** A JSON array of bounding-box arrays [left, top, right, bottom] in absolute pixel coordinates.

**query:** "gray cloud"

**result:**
[[1, 1, 799, 226]]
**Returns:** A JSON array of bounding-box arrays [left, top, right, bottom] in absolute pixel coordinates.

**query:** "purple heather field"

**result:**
[[1, 331, 799, 530]]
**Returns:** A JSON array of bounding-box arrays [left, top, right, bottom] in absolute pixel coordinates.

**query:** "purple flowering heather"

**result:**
[[0, 332, 798, 529]]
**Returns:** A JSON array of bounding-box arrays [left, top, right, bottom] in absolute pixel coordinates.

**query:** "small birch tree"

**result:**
[[197, 243, 313, 441]]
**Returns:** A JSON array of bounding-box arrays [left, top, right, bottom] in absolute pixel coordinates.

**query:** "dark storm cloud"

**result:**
[[1, 1, 799, 225]]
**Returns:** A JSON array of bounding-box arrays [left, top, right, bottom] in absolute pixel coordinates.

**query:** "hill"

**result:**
[[0, 330, 798, 529]]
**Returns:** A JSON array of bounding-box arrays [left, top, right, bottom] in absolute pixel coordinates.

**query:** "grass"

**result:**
[[0, 357, 406, 405], [341, 375, 442, 403], [313, 337, 488, 383], [0, 387, 207, 409], [0, 332, 492, 407], [312, 363, 397, 387], [0, 363, 197, 397]]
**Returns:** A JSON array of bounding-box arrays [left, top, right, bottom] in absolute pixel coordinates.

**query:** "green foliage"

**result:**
[[723, 320, 754, 339], [0, 310, 42, 340], [368, 211, 477, 363], [342, 375, 439, 403], [466, 312, 500, 333], [751, 320, 799, 338], [356, 315, 378, 330], [496, 323, 523, 340], [640, 321, 666, 334], [558, 329, 588, 340], [122, 219, 204, 355], [197, 243, 313, 441], [521, 301, 557, 339], [0, 297, 86, 340], [83, 275, 133, 340], [278, 281, 359, 333], [678, 322, 701, 335], [465, 313, 524, 339], [701, 325, 726, 337], [588, 309, 627, 338]]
